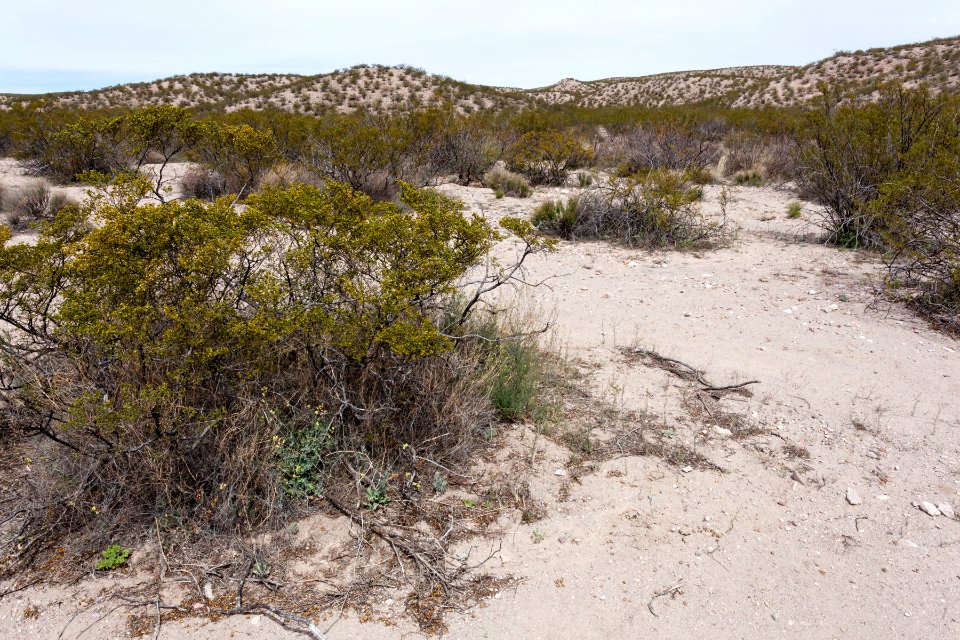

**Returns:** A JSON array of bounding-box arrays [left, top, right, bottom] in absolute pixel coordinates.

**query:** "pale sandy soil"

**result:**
[[1, 166, 958, 639]]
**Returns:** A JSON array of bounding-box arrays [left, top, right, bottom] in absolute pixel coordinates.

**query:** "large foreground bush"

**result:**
[[0, 174, 548, 575]]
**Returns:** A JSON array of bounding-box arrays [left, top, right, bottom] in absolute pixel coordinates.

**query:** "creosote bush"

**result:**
[[508, 130, 592, 185], [0, 173, 552, 576], [794, 83, 960, 326]]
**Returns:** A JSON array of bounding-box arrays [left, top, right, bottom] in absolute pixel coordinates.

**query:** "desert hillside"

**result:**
[[2, 35, 958, 113]]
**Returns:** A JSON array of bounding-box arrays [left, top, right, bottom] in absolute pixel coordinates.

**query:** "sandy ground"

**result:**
[[1, 166, 958, 639]]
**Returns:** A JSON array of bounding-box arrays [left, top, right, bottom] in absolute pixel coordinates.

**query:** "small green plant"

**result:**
[[786, 200, 803, 219], [531, 528, 546, 544], [95, 544, 132, 571], [432, 471, 448, 494], [577, 172, 594, 188], [490, 339, 540, 421], [365, 481, 390, 511], [277, 414, 334, 499], [494, 187, 505, 199]]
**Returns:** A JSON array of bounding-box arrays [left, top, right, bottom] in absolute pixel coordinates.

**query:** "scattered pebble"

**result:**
[[554, 469, 567, 477], [845, 488, 862, 506], [937, 503, 955, 519], [917, 501, 941, 517]]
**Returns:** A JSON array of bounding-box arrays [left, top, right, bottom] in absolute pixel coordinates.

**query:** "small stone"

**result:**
[[683, 311, 692, 317], [846, 488, 862, 505], [900, 539, 919, 548], [866, 450, 879, 459], [918, 501, 941, 516], [553, 469, 567, 476], [713, 426, 732, 437], [681, 465, 694, 473], [937, 503, 955, 519]]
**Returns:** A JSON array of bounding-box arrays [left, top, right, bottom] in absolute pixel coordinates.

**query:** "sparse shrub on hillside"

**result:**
[[787, 200, 803, 218], [532, 170, 726, 248], [508, 130, 593, 185], [484, 167, 531, 198]]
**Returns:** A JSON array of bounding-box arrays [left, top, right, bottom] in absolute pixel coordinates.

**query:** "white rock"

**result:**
[[553, 469, 567, 476], [937, 503, 955, 519], [713, 427, 732, 437], [900, 539, 919, 548], [846, 488, 862, 505], [919, 501, 942, 516], [681, 465, 694, 473]]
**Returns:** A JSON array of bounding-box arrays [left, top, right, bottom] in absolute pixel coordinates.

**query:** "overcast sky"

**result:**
[[1, 0, 958, 94]]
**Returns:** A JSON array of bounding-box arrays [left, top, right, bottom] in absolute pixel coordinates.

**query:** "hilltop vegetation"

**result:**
[[2, 36, 958, 114]]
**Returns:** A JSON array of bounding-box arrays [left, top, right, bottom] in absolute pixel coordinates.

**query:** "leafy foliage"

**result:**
[[95, 544, 132, 571]]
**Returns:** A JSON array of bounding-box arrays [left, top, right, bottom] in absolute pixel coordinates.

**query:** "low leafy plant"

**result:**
[[95, 544, 132, 571], [786, 201, 803, 219], [365, 481, 391, 511]]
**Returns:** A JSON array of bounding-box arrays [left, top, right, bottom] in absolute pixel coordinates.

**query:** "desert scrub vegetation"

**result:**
[[484, 166, 531, 198], [0, 171, 555, 617], [795, 83, 960, 328], [532, 170, 726, 248], [507, 130, 593, 185]]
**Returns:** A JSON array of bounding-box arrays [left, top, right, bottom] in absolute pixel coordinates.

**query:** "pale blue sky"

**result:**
[[1, 0, 958, 93]]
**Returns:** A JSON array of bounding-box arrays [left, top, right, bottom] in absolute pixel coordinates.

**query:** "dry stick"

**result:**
[[647, 580, 683, 617], [324, 494, 453, 590]]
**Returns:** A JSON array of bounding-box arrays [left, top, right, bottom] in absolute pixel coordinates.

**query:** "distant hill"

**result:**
[[3, 35, 958, 113]]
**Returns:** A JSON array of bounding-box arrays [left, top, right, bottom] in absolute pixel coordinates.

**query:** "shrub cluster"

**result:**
[[0, 174, 551, 574], [532, 170, 725, 248], [794, 83, 960, 325]]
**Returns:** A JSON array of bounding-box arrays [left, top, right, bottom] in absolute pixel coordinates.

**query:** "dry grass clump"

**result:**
[[3, 181, 75, 230], [483, 166, 531, 198], [532, 170, 726, 249], [179, 165, 228, 200]]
